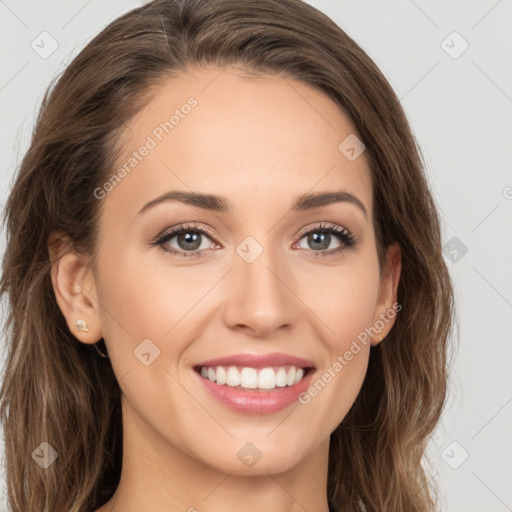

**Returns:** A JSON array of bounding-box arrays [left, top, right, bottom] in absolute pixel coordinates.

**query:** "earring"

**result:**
[[93, 340, 109, 358], [76, 319, 90, 332], [76, 320, 108, 358], [373, 334, 385, 345]]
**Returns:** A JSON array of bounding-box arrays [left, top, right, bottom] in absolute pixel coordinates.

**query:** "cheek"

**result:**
[[328, 274, 379, 351], [292, 251, 379, 425], [296, 253, 381, 350], [295, 266, 379, 436], [96, 246, 211, 343], [96, 235, 381, 375]]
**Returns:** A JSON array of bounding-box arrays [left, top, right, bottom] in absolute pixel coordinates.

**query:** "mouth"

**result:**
[[193, 364, 314, 391], [191, 352, 317, 414]]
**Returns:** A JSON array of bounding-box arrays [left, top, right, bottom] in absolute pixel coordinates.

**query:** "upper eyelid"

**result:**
[[156, 223, 217, 241], [295, 223, 350, 238], [156, 221, 353, 246]]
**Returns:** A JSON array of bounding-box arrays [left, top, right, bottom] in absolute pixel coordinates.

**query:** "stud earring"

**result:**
[[76, 319, 90, 332], [76, 320, 108, 358]]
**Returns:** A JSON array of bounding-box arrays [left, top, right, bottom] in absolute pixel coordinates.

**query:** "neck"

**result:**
[[99, 395, 332, 512]]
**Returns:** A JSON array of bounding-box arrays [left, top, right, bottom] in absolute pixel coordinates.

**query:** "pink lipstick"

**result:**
[[192, 352, 316, 414]]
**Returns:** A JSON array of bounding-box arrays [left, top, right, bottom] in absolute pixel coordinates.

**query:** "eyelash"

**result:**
[[152, 222, 358, 260]]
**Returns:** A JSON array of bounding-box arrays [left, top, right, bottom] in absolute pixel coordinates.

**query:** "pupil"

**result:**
[[178, 231, 201, 250], [309, 232, 330, 250]]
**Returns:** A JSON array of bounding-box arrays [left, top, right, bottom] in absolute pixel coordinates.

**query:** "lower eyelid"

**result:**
[[155, 224, 357, 257]]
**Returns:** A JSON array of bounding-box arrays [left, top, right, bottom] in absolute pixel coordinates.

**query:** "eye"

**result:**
[[293, 222, 358, 258], [154, 223, 218, 259], [152, 221, 358, 260]]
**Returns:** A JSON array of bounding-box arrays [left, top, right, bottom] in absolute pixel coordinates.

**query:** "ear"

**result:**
[[48, 232, 102, 345], [370, 241, 402, 347]]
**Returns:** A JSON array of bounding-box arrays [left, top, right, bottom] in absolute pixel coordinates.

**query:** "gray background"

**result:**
[[1, 1, 511, 511]]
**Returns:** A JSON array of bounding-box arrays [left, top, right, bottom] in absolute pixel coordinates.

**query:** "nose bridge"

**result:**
[[222, 236, 293, 335]]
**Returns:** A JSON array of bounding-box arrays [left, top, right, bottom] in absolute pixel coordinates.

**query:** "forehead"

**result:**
[[103, 65, 372, 220]]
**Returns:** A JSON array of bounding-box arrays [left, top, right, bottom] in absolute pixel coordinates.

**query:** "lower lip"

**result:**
[[193, 368, 315, 414]]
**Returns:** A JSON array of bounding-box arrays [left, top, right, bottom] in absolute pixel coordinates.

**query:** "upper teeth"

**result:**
[[199, 365, 305, 390]]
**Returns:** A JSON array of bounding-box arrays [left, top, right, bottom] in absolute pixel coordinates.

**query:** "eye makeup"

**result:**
[[151, 221, 359, 260]]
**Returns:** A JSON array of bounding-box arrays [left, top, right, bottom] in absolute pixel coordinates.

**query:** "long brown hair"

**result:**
[[0, 0, 455, 510]]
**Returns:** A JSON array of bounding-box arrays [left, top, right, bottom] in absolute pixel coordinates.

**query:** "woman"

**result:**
[[0, 0, 455, 510]]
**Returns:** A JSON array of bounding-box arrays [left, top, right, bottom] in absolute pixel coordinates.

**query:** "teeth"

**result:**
[[241, 368, 258, 389], [216, 366, 226, 385], [198, 365, 308, 390], [226, 366, 240, 387], [286, 367, 296, 386], [275, 368, 287, 387], [258, 367, 275, 389]]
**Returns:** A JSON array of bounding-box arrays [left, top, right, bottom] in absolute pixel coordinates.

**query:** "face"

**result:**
[[53, 65, 401, 477]]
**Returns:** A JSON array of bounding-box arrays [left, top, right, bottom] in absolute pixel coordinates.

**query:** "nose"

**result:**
[[221, 246, 294, 338]]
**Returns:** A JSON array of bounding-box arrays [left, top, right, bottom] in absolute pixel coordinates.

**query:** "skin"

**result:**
[[49, 65, 401, 512]]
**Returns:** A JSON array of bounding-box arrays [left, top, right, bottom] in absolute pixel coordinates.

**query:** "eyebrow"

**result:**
[[137, 189, 368, 219]]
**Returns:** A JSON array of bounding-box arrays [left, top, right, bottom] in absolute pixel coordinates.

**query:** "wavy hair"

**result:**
[[0, 0, 455, 510]]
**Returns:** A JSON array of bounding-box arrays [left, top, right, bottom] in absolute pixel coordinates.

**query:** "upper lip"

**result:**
[[194, 352, 315, 369]]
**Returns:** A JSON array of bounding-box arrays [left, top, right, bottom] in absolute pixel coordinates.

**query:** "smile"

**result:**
[[194, 365, 311, 391]]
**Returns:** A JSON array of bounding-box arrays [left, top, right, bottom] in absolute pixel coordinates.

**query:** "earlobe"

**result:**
[[48, 232, 102, 345], [371, 242, 402, 346]]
